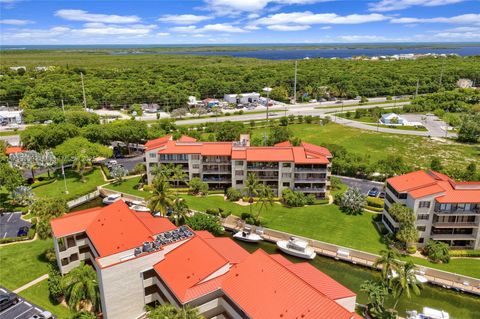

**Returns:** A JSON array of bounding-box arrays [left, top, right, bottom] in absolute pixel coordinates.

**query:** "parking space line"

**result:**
[[0, 301, 24, 316], [6, 213, 14, 222], [3, 232, 7, 239], [24, 302, 31, 307], [34, 307, 42, 311], [14, 307, 33, 319]]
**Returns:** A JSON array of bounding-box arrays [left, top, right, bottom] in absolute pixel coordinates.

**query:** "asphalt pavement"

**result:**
[[0, 286, 52, 319], [0, 212, 31, 239], [334, 175, 384, 195]]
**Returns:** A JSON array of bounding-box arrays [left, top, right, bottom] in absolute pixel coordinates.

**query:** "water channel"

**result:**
[[72, 199, 480, 318]]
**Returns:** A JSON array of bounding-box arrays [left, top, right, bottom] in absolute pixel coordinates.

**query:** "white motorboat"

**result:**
[[277, 237, 316, 260], [233, 226, 263, 243], [406, 307, 449, 319], [102, 193, 121, 205], [130, 204, 151, 212]]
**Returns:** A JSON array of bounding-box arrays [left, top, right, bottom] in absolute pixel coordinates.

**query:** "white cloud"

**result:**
[[391, 14, 480, 25], [55, 9, 140, 24], [256, 12, 388, 26], [247, 13, 260, 19], [369, 0, 466, 12], [72, 23, 155, 35], [320, 26, 332, 29], [267, 24, 311, 31], [157, 32, 171, 36], [0, 19, 33, 25], [244, 24, 260, 30], [433, 31, 480, 39], [170, 23, 246, 33], [158, 14, 212, 25], [203, 0, 330, 15]]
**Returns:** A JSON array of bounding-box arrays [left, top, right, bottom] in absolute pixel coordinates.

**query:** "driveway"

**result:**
[[0, 212, 31, 239], [334, 175, 384, 196], [0, 286, 53, 319]]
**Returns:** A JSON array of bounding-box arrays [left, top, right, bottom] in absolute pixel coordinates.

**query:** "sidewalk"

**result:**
[[13, 274, 49, 293]]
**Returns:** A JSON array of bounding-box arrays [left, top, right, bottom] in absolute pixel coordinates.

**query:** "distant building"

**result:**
[[224, 92, 260, 105], [34, 66, 53, 71], [145, 134, 332, 199], [380, 113, 408, 126], [202, 98, 220, 108], [0, 110, 22, 124], [141, 103, 160, 113], [187, 96, 201, 107], [382, 170, 480, 249], [457, 78, 474, 88], [51, 201, 360, 319], [9, 66, 26, 72]]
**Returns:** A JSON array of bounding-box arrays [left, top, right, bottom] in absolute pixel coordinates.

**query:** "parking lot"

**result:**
[[334, 175, 384, 195], [0, 286, 51, 319], [0, 212, 31, 239]]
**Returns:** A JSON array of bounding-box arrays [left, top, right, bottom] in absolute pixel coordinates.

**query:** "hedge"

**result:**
[[31, 178, 56, 189], [366, 196, 384, 208], [365, 205, 384, 212], [449, 250, 480, 257]]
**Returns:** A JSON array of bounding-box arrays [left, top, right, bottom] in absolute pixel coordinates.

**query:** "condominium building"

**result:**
[[144, 134, 332, 198], [50, 201, 361, 319], [382, 170, 480, 249]]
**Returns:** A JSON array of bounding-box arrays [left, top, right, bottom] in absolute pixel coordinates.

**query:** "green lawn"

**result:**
[[274, 123, 479, 173], [0, 239, 53, 290], [181, 194, 480, 278], [19, 281, 73, 319], [103, 176, 149, 198], [32, 168, 105, 200]]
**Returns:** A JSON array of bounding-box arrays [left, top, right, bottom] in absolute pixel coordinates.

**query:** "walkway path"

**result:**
[[13, 274, 49, 294]]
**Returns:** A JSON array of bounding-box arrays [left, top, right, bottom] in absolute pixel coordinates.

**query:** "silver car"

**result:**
[[28, 311, 54, 319]]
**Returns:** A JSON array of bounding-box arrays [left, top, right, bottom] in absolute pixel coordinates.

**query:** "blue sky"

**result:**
[[0, 0, 479, 44]]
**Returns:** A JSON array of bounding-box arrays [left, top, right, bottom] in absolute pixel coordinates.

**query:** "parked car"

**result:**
[[28, 311, 54, 319], [368, 187, 380, 197], [43, 120, 53, 124], [17, 226, 29, 237], [309, 99, 317, 103], [0, 292, 19, 311], [106, 159, 118, 168], [379, 192, 386, 199]]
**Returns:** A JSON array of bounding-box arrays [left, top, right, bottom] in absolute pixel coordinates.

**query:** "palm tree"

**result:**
[[171, 164, 187, 194], [147, 176, 175, 216], [171, 198, 189, 226], [373, 249, 402, 285], [256, 184, 273, 221], [244, 173, 260, 215], [62, 262, 99, 312], [391, 261, 421, 309], [147, 304, 203, 319], [73, 150, 92, 183]]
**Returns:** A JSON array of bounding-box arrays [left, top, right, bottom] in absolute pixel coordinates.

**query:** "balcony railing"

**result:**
[[247, 165, 279, 170], [203, 177, 231, 182], [432, 222, 479, 228], [294, 167, 327, 172], [294, 187, 325, 192], [430, 233, 477, 240], [434, 208, 480, 215]]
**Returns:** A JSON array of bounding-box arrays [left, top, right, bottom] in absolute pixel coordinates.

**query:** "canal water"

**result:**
[[72, 200, 480, 318]]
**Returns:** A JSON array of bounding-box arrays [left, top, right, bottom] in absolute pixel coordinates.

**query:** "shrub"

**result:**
[[339, 187, 366, 215], [305, 194, 316, 205], [133, 163, 146, 174], [366, 196, 384, 208], [241, 212, 253, 220], [47, 265, 64, 302], [406, 245, 417, 254], [188, 177, 209, 195], [226, 187, 242, 201], [366, 206, 384, 212], [44, 248, 57, 263], [281, 189, 306, 207], [186, 213, 224, 236], [424, 240, 450, 263], [449, 250, 480, 257]]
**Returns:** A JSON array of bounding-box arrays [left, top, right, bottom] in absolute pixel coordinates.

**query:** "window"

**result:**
[[192, 164, 199, 169], [235, 161, 243, 166], [399, 193, 407, 199], [282, 182, 290, 187], [417, 226, 426, 231], [418, 238, 424, 244], [418, 214, 429, 220], [282, 163, 291, 168], [235, 170, 244, 176], [418, 201, 430, 208], [191, 154, 200, 160], [148, 152, 156, 158], [281, 173, 291, 178], [236, 180, 243, 185], [192, 173, 200, 178]]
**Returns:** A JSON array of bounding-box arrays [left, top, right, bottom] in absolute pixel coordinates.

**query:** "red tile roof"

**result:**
[[177, 135, 197, 142], [203, 237, 249, 264], [148, 135, 330, 164], [387, 170, 480, 203], [51, 201, 176, 257], [221, 250, 354, 319], [145, 135, 172, 151], [5, 146, 25, 155]]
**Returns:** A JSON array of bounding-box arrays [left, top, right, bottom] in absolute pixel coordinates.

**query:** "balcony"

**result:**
[[294, 166, 327, 172], [293, 187, 325, 192], [203, 170, 231, 174], [434, 209, 480, 215], [432, 222, 479, 228], [430, 233, 477, 240], [203, 177, 231, 183]]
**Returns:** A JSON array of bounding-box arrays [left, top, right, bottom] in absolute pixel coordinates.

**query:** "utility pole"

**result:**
[[61, 98, 65, 114], [80, 72, 87, 110], [263, 87, 272, 146], [415, 79, 419, 98], [293, 60, 297, 104], [62, 159, 69, 195]]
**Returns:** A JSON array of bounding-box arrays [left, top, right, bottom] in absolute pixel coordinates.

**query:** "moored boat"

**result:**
[[406, 307, 450, 319], [277, 236, 316, 260], [233, 226, 263, 243], [102, 193, 121, 205]]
